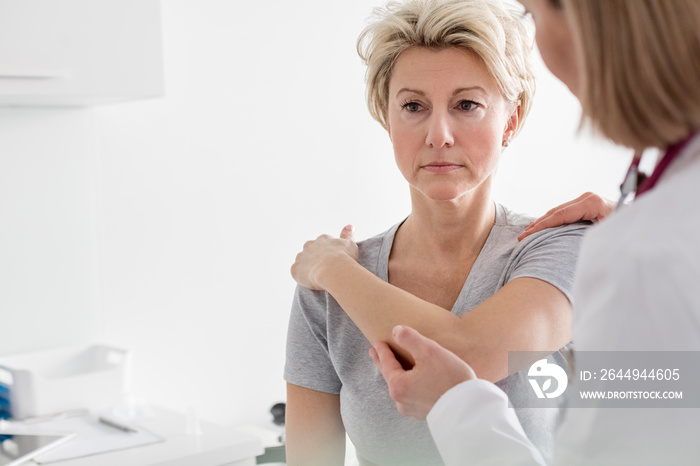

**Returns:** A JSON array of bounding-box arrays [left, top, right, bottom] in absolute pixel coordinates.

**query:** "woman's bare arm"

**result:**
[[308, 252, 571, 382], [286, 383, 346, 466]]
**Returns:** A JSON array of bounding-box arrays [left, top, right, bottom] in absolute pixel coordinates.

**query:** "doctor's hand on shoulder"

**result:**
[[370, 325, 477, 420], [518, 192, 616, 241], [291, 225, 359, 290]]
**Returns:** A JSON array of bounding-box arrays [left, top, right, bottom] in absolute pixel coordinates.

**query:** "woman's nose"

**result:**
[[425, 112, 454, 148]]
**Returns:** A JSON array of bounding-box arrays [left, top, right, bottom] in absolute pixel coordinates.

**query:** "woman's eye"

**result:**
[[402, 101, 422, 112], [458, 100, 478, 111]]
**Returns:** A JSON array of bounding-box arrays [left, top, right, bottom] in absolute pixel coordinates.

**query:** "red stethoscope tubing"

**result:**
[[617, 132, 696, 209]]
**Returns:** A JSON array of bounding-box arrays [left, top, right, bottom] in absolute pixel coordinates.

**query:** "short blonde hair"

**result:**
[[358, 0, 536, 134], [563, 0, 700, 150]]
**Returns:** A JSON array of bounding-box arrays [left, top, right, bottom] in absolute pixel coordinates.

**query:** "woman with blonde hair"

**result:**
[[284, 0, 587, 464], [367, 0, 700, 464]]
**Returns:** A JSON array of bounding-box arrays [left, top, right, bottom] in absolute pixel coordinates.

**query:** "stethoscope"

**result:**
[[616, 132, 696, 210], [616, 154, 643, 210]]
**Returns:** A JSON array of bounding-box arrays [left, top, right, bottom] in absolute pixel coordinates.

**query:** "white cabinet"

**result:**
[[0, 0, 164, 106]]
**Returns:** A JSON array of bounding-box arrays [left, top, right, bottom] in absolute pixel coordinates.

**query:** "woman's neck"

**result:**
[[394, 187, 496, 264]]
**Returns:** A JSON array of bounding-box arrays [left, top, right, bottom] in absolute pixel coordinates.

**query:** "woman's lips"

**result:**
[[421, 163, 463, 173]]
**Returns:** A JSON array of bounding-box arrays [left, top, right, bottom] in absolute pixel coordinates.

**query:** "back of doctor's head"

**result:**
[[358, 0, 535, 135], [561, 0, 700, 150]]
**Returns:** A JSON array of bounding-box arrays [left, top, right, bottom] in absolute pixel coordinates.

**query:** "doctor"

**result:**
[[370, 0, 700, 464]]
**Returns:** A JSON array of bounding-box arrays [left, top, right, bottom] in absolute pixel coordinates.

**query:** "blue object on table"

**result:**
[[0, 383, 11, 419]]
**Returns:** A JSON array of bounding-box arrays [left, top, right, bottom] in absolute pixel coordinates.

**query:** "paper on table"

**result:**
[[31, 415, 163, 463]]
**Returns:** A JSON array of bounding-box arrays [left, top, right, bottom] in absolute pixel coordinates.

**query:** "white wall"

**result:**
[[0, 109, 98, 355], [0, 0, 633, 429]]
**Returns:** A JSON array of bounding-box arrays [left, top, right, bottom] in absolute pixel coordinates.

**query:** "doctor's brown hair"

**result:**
[[358, 0, 535, 135], [562, 0, 700, 150]]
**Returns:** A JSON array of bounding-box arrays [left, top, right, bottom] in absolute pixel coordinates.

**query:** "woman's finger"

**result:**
[[339, 224, 355, 241]]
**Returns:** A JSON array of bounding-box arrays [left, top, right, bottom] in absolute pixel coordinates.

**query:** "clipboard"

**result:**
[[0, 431, 75, 466]]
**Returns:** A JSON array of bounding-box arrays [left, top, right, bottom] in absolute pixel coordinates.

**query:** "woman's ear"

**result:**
[[503, 100, 521, 147]]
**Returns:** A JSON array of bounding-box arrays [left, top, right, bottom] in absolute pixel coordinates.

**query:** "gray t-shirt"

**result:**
[[284, 204, 586, 465]]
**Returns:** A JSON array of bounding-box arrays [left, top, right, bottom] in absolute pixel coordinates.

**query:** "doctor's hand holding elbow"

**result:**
[[369, 325, 476, 421]]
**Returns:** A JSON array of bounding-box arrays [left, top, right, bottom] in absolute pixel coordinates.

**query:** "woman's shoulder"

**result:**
[[496, 203, 535, 229], [355, 220, 404, 269]]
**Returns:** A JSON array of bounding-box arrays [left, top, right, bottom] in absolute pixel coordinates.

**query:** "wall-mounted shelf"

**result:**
[[0, 0, 164, 107]]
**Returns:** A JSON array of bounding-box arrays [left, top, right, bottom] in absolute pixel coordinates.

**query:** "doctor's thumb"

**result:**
[[392, 325, 433, 359], [340, 224, 355, 241]]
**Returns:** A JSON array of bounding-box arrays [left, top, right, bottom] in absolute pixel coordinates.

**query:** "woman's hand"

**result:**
[[291, 225, 359, 290], [369, 325, 477, 420], [518, 192, 616, 241]]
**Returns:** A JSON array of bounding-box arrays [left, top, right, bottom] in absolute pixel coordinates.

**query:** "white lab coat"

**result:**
[[427, 135, 700, 465]]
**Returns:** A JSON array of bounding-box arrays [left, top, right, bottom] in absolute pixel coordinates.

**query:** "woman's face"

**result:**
[[519, 0, 578, 95], [386, 47, 518, 203]]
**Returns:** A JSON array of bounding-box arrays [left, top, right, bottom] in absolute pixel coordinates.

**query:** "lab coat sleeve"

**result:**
[[426, 379, 546, 466]]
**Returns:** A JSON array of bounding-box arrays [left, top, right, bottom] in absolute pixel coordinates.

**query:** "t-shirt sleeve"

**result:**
[[283, 285, 342, 394], [505, 223, 587, 303]]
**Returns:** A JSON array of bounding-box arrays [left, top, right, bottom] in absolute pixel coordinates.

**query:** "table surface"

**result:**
[[26, 406, 263, 466]]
